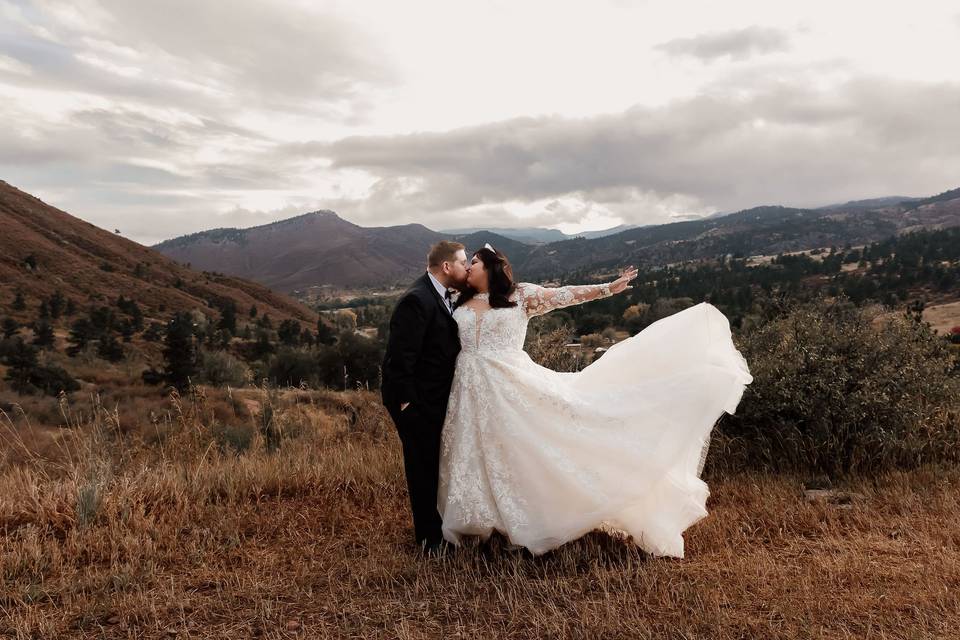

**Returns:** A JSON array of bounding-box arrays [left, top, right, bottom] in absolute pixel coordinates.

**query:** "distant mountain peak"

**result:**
[[153, 207, 445, 291], [252, 209, 348, 228]]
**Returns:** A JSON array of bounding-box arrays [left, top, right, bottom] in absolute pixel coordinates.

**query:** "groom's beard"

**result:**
[[448, 276, 470, 292]]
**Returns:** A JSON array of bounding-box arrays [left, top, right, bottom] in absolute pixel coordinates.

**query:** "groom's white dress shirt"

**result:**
[[427, 270, 453, 315]]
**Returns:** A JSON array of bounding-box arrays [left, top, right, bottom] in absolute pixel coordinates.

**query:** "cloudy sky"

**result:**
[[2, 0, 959, 244]]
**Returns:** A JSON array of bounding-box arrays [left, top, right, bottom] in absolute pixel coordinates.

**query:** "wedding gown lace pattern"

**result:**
[[437, 282, 753, 557]]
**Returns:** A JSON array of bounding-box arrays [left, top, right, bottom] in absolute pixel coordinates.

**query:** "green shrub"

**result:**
[[713, 296, 960, 476], [266, 347, 320, 388], [211, 422, 255, 453], [315, 332, 383, 390], [2, 338, 80, 396], [198, 349, 252, 387]]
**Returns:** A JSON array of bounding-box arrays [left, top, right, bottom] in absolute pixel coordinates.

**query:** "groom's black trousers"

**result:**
[[385, 402, 444, 548]]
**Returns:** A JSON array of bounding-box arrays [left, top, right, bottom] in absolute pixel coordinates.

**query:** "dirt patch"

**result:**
[[923, 299, 960, 334]]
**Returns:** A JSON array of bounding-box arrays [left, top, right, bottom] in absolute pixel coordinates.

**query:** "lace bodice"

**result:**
[[453, 281, 613, 355]]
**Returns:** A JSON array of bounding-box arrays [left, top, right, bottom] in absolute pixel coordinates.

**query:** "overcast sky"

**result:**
[[2, 0, 959, 244]]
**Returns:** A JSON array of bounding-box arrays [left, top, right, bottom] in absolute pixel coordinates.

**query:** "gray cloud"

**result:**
[[91, 0, 393, 116], [6, 65, 959, 242], [655, 26, 791, 62], [302, 76, 960, 230], [3, 3, 958, 244], [0, 1, 403, 243], [0, 0, 396, 119], [0, 103, 301, 187]]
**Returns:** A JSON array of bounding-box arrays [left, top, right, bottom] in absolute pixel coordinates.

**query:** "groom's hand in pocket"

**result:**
[[397, 402, 422, 432], [398, 401, 418, 424]]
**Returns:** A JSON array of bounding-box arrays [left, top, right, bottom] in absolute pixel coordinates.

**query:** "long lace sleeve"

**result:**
[[519, 281, 614, 318]]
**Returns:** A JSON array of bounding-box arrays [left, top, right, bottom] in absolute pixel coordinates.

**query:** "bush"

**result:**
[[97, 333, 124, 362], [2, 337, 80, 396], [32, 320, 55, 348], [713, 296, 960, 476], [198, 349, 252, 387], [277, 319, 302, 346], [267, 347, 320, 388], [211, 421, 255, 453], [316, 332, 383, 390], [29, 362, 81, 396], [2, 317, 18, 339], [526, 329, 582, 372]]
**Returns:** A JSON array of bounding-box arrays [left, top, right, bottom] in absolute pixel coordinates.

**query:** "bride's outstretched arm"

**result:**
[[520, 267, 638, 317]]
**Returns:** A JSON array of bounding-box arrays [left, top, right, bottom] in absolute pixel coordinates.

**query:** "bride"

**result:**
[[437, 244, 753, 558]]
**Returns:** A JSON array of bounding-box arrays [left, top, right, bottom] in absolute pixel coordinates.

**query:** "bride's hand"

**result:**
[[610, 266, 638, 295]]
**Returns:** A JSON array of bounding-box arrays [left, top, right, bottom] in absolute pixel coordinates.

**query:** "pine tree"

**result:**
[[67, 318, 94, 357], [89, 306, 116, 333], [252, 328, 275, 360], [3, 337, 78, 396], [119, 319, 135, 342], [48, 291, 66, 319], [12, 290, 26, 311], [128, 301, 143, 331], [300, 327, 315, 347], [3, 338, 38, 393], [278, 319, 301, 346], [2, 317, 18, 339], [218, 301, 237, 334], [32, 319, 55, 348], [162, 312, 198, 391], [316, 318, 335, 346], [98, 333, 124, 362]]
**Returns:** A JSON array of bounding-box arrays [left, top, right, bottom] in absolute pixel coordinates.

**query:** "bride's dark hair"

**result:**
[[459, 247, 517, 309]]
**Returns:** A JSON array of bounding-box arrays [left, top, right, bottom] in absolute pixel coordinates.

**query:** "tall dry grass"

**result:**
[[1, 386, 959, 638]]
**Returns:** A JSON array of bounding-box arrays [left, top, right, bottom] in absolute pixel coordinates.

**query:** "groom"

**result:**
[[381, 240, 469, 554]]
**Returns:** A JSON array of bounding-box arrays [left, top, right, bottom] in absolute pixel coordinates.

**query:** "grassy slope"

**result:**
[[2, 388, 958, 639], [0, 180, 317, 329]]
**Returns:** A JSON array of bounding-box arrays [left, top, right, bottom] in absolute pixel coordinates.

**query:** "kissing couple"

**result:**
[[381, 240, 752, 558]]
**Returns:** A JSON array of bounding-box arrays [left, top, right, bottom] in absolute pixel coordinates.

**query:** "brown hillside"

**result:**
[[0, 180, 317, 328], [154, 211, 446, 293]]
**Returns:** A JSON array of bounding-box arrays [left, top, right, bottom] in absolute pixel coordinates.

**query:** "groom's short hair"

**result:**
[[428, 240, 465, 267]]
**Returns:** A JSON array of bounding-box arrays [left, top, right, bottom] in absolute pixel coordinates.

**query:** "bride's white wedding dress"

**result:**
[[437, 282, 753, 557]]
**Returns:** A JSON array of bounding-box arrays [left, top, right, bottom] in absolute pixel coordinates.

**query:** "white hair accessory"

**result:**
[[483, 242, 495, 252]]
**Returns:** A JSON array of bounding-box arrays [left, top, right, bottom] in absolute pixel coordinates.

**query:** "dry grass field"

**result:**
[[2, 388, 959, 639], [923, 300, 960, 335]]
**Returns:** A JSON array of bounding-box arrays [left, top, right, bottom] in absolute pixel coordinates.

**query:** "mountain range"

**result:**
[[153, 214, 533, 293], [155, 211, 447, 293], [0, 180, 317, 329], [152, 188, 960, 292], [438, 224, 638, 244]]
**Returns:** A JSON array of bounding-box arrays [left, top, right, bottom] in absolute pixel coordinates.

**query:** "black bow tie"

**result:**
[[444, 289, 451, 300]]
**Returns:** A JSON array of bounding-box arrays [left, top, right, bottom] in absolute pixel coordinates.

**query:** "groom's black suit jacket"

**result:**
[[381, 272, 461, 425]]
